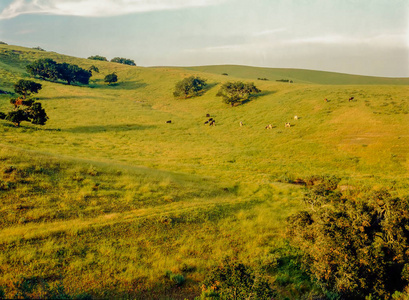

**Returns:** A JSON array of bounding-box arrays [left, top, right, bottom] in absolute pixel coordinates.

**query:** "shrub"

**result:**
[[288, 186, 409, 298], [199, 258, 274, 299], [110, 57, 136, 66], [87, 55, 108, 61]]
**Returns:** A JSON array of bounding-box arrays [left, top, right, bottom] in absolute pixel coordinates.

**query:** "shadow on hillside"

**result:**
[[89, 80, 147, 90], [38, 95, 99, 101], [241, 90, 276, 105], [67, 123, 156, 133]]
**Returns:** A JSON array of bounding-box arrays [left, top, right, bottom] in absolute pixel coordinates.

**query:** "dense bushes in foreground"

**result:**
[[288, 177, 409, 299]]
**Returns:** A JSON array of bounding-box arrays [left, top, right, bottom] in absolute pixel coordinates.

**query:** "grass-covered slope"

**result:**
[[0, 44, 409, 298], [183, 64, 409, 85]]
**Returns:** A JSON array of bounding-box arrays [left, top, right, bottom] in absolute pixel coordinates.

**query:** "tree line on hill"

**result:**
[[88, 55, 136, 66], [173, 76, 261, 106]]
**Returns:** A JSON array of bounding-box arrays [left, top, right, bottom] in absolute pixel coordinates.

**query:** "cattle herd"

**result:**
[[166, 97, 354, 129]]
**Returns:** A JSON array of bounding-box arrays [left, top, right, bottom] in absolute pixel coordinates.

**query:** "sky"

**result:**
[[0, 0, 408, 77]]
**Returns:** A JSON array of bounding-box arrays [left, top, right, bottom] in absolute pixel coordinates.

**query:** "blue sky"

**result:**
[[0, 0, 408, 77]]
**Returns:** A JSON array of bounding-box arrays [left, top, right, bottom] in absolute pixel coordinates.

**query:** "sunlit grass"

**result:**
[[1, 44, 409, 298]]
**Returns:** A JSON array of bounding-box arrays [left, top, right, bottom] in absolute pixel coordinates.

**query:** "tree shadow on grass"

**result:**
[[88, 80, 148, 90], [241, 90, 277, 105], [67, 123, 156, 133]]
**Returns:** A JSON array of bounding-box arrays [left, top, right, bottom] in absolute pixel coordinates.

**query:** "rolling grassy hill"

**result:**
[[0, 44, 409, 298], [183, 64, 409, 85]]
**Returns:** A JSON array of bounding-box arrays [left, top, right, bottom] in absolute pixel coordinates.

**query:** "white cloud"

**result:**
[[0, 0, 227, 19]]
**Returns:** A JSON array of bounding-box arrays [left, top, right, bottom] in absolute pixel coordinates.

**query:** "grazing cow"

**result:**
[[294, 116, 298, 120], [206, 113, 210, 118], [239, 121, 243, 127], [265, 124, 273, 129], [209, 120, 215, 126], [204, 120, 209, 124], [325, 98, 328, 102], [285, 122, 291, 128], [349, 97, 354, 101], [166, 120, 172, 123], [208, 118, 213, 122]]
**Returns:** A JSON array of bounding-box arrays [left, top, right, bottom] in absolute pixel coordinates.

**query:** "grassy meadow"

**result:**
[[1, 44, 409, 298]]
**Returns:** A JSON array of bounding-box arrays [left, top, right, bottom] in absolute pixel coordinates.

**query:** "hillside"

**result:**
[[1, 44, 409, 298], [182, 64, 409, 85]]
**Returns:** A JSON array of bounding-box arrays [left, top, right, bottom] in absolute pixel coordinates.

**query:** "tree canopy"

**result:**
[[173, 76, 207, 99], [288, 178, 409, 299], [87, 55, 108, 61], [216, 81, 261, 106], [6, 98, 48, 127], [26, 59, 92, 85], [110, 57, 136, 66], [14, 79, 42, 99], [104, 72, 118, 85]]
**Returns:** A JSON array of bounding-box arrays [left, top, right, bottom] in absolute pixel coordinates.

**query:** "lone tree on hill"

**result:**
[[14, 79, 42, 99], [173, 76, 207, 99], [104, 72, 118, 85], [88, 55, 108, 61], [216, 81, 261, 106], [110, 57, 136, 66]]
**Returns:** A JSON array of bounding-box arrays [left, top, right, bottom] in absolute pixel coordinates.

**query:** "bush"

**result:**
[[87, 55, 108, 61], [110, 57, 136, 66], [288, 186, 409, 298], [199, 258, 274, 299]]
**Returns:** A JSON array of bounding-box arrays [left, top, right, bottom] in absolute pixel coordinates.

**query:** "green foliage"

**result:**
[[216, 81, 261, 106], [87, 55, 108, 61], [173, 76, 207, 99], [199, 258, 274, 299], [26, 58, 59, 81], [5, 99, 48, 126], [288, 187, 409, 298], [110, 57, 136, 66], [12, 276, 73, 299], [14, 79, 42, 99], [26, 59, 91, 85], [104, 72, 118, 85], [32, 46, 45, 51], [89, 65, 99, 74], [0, 112, 5, 120], [165, 271, 186, 287], [0, 41, 7, 45]]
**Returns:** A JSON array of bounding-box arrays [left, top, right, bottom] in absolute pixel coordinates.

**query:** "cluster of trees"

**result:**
[[0, 79, 48, 127], [26, 59, 92, 85], [173, 77, 261, 106], [88, 55, 136, 66], [288, 176, 409, 298]]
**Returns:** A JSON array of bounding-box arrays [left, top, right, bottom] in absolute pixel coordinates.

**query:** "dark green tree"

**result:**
[[87, 55, 108, 61], [216, 81, 261, 106], [288, 183, 409, 299], [173, 76, 207, 99], [89, 65, 99, 74], [14, 79, 42, 99], [26, 58, 59, 81], [5, 100, 48, 127], [104, 72, 118, 85], [110, 57, 136, 66]]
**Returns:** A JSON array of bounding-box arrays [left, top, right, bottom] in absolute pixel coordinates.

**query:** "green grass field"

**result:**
[[0, 44, 409, 299]]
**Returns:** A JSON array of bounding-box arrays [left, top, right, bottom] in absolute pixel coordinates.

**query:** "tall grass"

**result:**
[[1, 44, 409, 298]]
